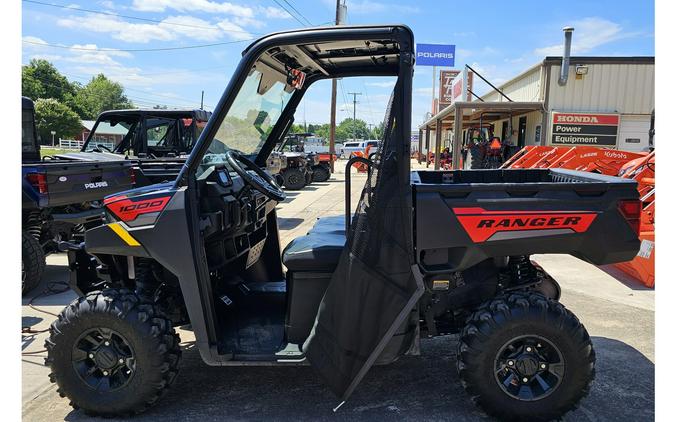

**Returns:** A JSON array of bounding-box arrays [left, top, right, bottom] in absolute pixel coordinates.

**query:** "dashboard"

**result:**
[[197, 164, 277, 271]]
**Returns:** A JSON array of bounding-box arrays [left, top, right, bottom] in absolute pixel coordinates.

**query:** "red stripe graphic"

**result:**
[[453, 207, 597, 242]]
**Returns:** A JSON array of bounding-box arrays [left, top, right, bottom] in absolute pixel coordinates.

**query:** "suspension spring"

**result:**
[[508, 255, 538, 286], [25, 210, 42, 240]]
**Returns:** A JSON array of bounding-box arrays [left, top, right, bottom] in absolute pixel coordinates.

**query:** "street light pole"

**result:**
[[348, 92, 362, 142], [50, 130, 56, 147]]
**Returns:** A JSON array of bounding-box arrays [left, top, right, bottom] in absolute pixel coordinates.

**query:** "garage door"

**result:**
[[618, 115, 650, 152]]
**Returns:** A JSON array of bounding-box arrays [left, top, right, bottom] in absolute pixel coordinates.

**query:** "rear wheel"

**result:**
[[312, 165, 330, 182], [45, 288, 181, 417], [457, 291, 595, 421], [22, 230, 45, 295], [282, 168, 306, 190]]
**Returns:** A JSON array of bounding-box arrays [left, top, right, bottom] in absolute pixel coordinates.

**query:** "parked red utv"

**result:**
[[46, 25, 641, 420]]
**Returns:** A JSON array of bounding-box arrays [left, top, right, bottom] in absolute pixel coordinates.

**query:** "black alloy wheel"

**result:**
[[72, 328, 136, 392], [494, 335, 564, 401]]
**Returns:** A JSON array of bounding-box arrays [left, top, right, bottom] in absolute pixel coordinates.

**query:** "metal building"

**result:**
[[419, 54, 654, 167]]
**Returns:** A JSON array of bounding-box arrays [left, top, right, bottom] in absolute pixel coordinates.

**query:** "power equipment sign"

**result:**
[[550, 112, 620, 147]]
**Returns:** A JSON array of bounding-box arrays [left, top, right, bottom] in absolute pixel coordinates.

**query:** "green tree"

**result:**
[[22, 59, 76, 102], [73, 74, 133, 119], [336, 118, 369, 142], [34, 98, 82, 144]]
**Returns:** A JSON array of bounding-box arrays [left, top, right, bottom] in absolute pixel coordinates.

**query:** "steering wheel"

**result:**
[[225, 150, 286, 202], [97, 144, 113, 152]]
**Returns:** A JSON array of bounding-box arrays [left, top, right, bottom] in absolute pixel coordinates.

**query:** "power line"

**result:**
[[23, 38, 254, 52], [281, 0, 313, 26], [22, 0, 263, 36], [270, 0, 308, 26]]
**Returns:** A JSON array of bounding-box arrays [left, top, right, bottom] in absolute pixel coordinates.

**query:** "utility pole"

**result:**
[[348, 92, 362, 142], [200, 90, 204, 110], [329, 0, 346, 172]]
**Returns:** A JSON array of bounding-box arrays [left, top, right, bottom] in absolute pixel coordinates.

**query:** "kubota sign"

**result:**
[[551, 112, 620, 147]]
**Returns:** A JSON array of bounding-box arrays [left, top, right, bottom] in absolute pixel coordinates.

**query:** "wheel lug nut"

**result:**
[[119, 358, 124, 364], [104, 341, 110, 346], [526, 347, 532, 352], [88, 354, 94, 359], [541, 363, 546, 369], [508, 360, 514, 366], [537, 343, 542, 348], [522, 377, 528, 382], [102, 370, 109, 376]]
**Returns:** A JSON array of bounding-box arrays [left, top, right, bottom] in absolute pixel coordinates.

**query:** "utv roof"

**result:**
[[97, 108, 211, 122], [240, 24, 413, 80]]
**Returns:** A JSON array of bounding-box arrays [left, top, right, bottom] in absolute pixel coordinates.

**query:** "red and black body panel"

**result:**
[[412, 168, 641, 274]]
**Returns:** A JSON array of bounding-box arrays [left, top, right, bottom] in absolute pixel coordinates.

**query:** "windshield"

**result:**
[[198, 68, 293, 172], [84, 118, 137, 153]]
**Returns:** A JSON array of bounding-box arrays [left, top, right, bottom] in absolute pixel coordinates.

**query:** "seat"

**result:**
[[282, 232, 345, 272], [282, 216, 346, 272], [307, 214, 346, 236]]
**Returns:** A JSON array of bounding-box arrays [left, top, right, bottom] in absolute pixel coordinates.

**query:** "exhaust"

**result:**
[[558, 26, 574, 86]]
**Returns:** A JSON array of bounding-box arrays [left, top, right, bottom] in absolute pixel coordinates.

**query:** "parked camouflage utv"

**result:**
[[46, 25, 640, 421], [275, 133, 314, 189]]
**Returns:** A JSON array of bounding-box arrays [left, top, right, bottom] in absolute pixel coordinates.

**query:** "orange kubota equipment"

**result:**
[[610, 152, 655, 288], [501, 145, 648, 176], [502, 145, 655, 288]]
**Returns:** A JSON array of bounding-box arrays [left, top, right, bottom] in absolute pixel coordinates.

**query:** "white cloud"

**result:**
[[131, 0, 253, 18], [56, 13, 249, 43], [366, 80, 395, 88], [534, 17, 627, 56], [260, 6, 292, 19]]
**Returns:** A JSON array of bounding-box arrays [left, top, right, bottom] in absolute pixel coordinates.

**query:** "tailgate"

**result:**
[[41, 161, 134, 207], [413, 169, 641, 272]]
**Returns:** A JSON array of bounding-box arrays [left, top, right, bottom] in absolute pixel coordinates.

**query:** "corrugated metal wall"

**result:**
[[547, 63, 654, 114], [480, 66, 543, 102]]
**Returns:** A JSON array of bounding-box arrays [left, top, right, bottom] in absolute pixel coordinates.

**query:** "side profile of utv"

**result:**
[[46, 25, 641, 420]]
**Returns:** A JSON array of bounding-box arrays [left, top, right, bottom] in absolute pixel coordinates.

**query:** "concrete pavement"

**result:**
[[22, 161, 654, 421]]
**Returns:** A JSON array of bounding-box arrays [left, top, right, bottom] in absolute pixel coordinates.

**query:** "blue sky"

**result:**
[[22, 0, 654, 128]]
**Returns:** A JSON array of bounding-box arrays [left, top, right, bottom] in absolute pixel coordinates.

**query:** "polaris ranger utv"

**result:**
[[46, 26, 641, 420], [56, 108, 211, 185], [21, 97, 135, 294]]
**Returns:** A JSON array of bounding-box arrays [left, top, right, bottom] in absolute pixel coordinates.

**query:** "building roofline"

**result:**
[[543, 56, 654, 65]]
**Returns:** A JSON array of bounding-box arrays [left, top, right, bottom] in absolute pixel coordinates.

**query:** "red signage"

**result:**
[[551, 112, 620, 147], [553, 113, 620, 126]]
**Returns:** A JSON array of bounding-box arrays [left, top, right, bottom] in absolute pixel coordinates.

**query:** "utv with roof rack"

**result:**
[[46, 26, 640, 421], [21, 97, 135, 294], [55, 108, 211, 185]]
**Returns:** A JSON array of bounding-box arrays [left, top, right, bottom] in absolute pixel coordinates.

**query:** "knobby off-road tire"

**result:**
[[283, 168, 306, 190], [312, 165, 330, 182], [45, 288, 181, 417], [457, 291, 595, 421], [22, 230, 45, 295]]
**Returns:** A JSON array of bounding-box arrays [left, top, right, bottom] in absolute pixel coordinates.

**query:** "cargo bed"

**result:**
[[412, 168, 640, 273]]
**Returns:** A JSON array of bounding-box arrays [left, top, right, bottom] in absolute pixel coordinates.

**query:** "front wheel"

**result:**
[[45, 288, 181, 417], [457, 292, 595, 421]]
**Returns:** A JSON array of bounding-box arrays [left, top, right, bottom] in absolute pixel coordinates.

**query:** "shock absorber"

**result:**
[[508, 255, 538, 287], [25, 210, 42, 241]]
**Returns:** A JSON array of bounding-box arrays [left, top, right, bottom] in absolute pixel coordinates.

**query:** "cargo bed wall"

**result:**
[[412, 169, 640, 273]]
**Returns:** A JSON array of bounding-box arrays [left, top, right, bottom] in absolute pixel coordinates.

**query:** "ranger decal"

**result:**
[[452, 207, 598, 242]]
